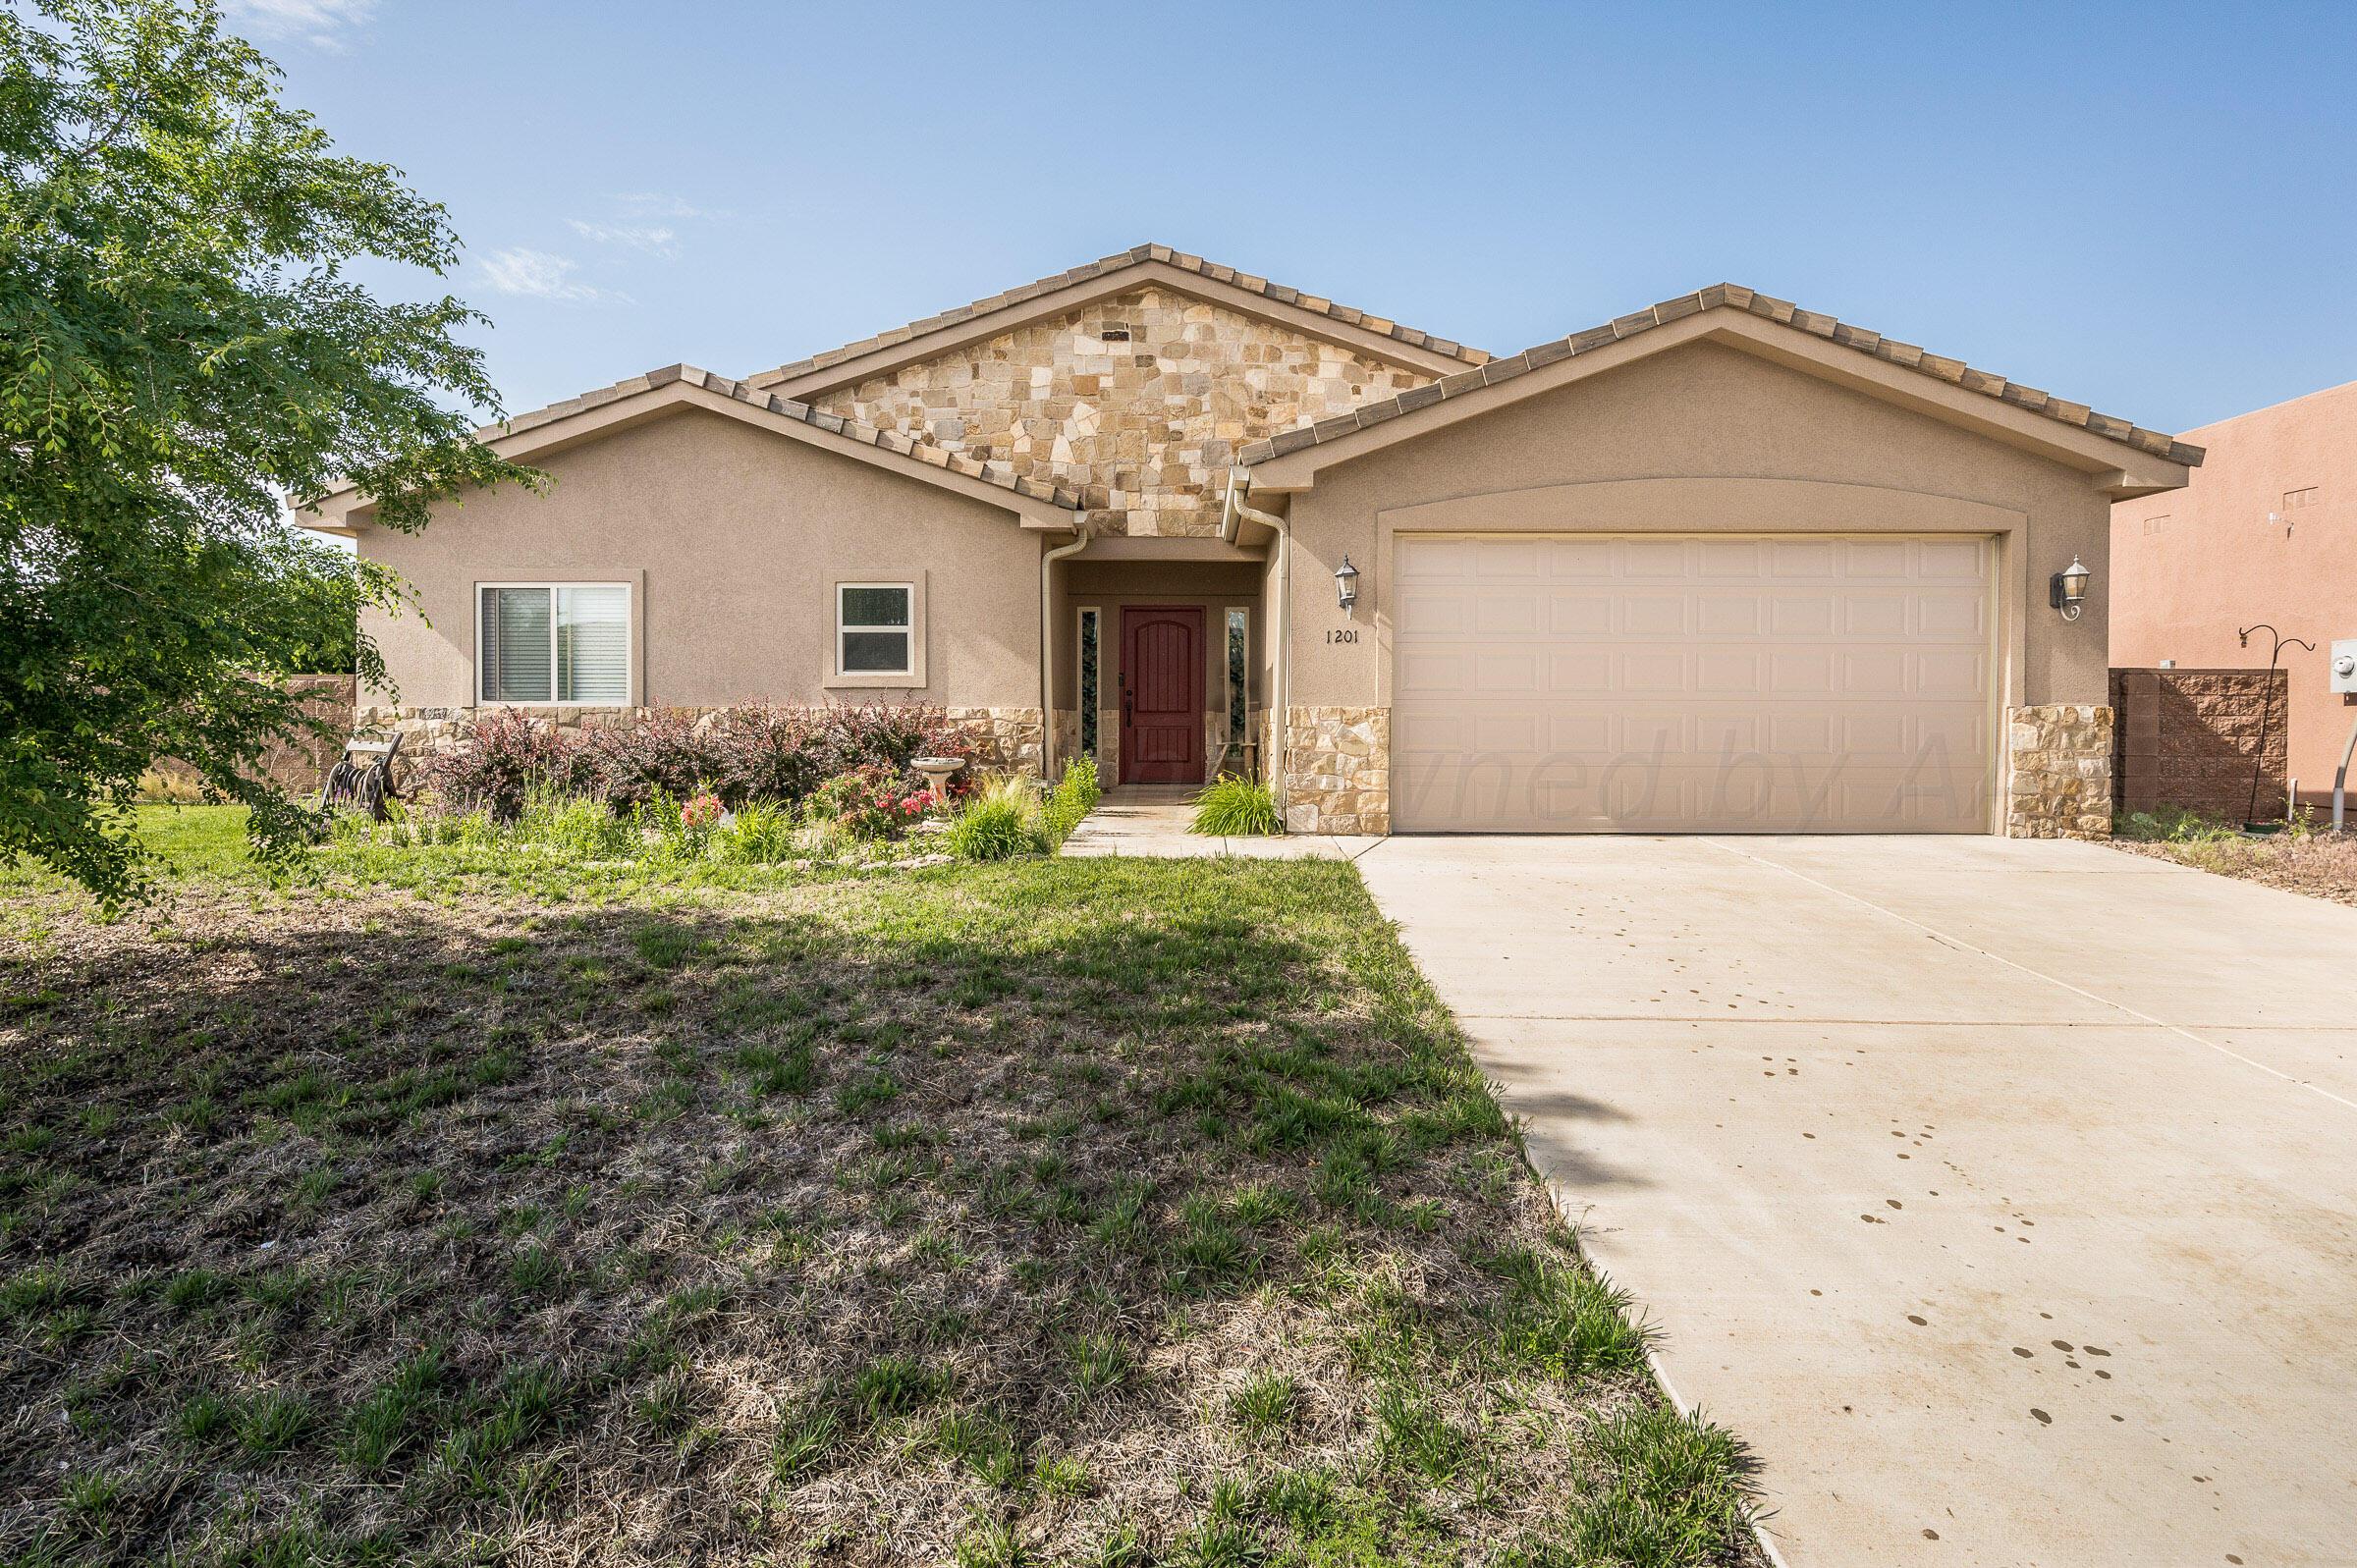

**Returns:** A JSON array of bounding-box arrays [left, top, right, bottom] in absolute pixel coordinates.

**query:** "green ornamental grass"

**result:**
[[1188, 775, 1283, 837], [948, 777, 1051, 862]]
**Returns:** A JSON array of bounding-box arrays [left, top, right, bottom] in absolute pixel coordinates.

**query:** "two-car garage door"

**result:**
[[1391, 534, 1995, 833]]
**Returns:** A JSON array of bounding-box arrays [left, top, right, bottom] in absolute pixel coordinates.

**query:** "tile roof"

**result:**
[[744, 243, 1491, 388], [1238, 283, 2206, 469], [501, 363, 1084, 508]]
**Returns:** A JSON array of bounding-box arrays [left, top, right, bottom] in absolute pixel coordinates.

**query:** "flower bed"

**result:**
[[411, 702, 976, 820]]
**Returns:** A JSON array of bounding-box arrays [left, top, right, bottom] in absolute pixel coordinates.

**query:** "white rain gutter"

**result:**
[[1039, 517, 1093, 779], [1222, 467, 1290, 804]]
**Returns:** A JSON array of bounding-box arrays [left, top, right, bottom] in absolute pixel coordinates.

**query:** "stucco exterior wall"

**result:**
[[2110, 378, 2357, 809], [356, 408, 1046, 716], [807, 287, 1442, 539], [1275, 341, 2120, 832]]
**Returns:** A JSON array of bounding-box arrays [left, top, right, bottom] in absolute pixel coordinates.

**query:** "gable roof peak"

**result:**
[[743, 245, 1490, 391], [1240, 282, 2205, 470]]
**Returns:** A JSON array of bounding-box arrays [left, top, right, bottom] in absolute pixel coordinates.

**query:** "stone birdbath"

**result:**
[[911, 755, 965, 813]]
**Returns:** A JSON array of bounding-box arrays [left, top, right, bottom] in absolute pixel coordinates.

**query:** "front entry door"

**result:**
[[1120, 606, 1204, 784]]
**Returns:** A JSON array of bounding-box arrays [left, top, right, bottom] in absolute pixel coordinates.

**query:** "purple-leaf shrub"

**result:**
[[411, 708, 580, 819], [412, 702, 982, 817]]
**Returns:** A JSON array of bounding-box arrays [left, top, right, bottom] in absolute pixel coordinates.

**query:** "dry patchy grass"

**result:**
[[0, 854, 1758, 1566], [2111, 809, 2357, 907]]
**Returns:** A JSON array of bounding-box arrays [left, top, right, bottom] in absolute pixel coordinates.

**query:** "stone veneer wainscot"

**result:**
[[2004, 703, 2113, 838], [1282, 705, 1390, 836]]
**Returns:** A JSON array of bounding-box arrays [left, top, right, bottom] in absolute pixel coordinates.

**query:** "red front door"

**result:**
[[1120, 606, 1204, 784]]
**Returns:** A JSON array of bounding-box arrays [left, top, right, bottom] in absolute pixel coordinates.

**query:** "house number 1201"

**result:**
[[1325, 628, 1359, 644]]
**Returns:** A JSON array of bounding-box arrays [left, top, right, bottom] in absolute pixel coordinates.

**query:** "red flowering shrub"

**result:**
[[806, 763, 934, 840]]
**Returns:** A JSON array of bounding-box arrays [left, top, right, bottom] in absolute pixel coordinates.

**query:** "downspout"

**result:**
[[1224, 468, 1291, 804], [1039, 517, 1093, 780]]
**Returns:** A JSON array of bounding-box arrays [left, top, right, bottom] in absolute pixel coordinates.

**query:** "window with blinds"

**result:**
[[478, 584, 630, 704]]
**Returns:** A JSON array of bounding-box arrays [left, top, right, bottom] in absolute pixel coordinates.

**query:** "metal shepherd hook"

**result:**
[[2236, 624, 2315, 826]]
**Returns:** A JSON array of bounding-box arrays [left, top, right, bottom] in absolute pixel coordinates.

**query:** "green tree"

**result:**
[[0, 0, 535, 902]]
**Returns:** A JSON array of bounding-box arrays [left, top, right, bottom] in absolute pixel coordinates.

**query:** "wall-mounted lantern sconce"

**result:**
[[1335, 554, 1359, 613], [2050, 556, 2090, 622]]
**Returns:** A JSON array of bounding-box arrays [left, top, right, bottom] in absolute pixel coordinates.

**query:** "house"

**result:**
[[303, 245, 2199, 837], [2110, 378, 2357, 814]]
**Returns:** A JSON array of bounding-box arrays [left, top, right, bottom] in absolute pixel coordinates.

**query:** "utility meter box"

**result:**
[[2334, 638, 2357, 694]]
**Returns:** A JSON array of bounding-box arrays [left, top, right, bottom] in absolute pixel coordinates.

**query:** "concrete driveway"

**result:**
[[1355, 835, 2357, 1568]]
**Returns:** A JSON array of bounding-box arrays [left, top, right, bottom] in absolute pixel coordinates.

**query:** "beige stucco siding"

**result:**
[[356, 408, 1044, 712], [1279, 342, 2116, 715]]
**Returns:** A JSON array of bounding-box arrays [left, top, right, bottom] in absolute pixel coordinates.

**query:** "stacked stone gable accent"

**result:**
[[2003, 704, 2113, 839], [807, 288, 1442, 538], [2109, 669, 2289, 824], [1282, 705, 1390, 836]]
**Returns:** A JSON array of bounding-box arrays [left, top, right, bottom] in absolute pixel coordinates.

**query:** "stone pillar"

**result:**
[[2003, 704, 2113, 838], [949, 706, 1045, 776], [1281, 705, 1391, 835]]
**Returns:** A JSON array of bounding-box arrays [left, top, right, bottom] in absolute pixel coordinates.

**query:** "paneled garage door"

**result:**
[[1391, 534, 1994, 833]]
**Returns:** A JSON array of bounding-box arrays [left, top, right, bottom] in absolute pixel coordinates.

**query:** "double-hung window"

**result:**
[[477, 584, 630, 704], [836, 583, 914, 678]]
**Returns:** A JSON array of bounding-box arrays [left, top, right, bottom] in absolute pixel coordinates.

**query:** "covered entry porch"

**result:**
[[1048, 536, 1268, 786]]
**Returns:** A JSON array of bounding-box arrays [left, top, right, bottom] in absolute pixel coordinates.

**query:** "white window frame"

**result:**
[[475, 581, 633, 707], [829, 578, 924, 687]]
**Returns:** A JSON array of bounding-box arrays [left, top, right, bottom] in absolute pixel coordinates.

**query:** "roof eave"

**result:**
[[1244, 293, 2196, 501], [301, 369, 1082, 533]]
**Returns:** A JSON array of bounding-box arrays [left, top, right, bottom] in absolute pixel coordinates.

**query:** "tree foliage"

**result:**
[[0, 0, 535, 901]]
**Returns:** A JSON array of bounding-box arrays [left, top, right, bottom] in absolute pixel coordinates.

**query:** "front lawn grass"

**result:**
[[0, 803, 859, 908], [0, 855, 1759, 1565]]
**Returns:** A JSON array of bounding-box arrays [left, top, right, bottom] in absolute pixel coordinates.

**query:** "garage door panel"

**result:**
[[1842, 650, 1908, 694], [1842, 538, 1911, 577], [1621, 651, 1688, 692], [1770, 595, 1836, 635], [1474, 539, 1543, 578], [1697, 538, 1766, 576], [1694, 595, 1761, 634], [1769, 538, 1838, 576], [1695, 650, 1763, 693], [1916, 537, 1988, 580], [1545, 537, 1616, 576], [1476, 650, 1543, 692], [1768, 649, 1836, 694], [1391, 533, 1994, 833], [1549, 593, 1614, 634], [1842, 596, 1909, 636], [1395, 588, 1469, 634], [1549, 649, 1614, 692], [1917, 594, 1986, 637], [1916, 650, 1986, 697]]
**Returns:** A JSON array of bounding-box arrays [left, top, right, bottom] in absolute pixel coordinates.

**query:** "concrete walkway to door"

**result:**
[[1061, 786, 1381, 859], [1355, 834, 2357, 1568]]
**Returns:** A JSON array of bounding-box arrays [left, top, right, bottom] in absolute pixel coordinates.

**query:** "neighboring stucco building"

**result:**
[[2110, 379, 2357, 811], [305, 244, 2198, 838]]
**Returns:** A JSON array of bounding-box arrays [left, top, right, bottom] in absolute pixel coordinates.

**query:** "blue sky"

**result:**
[[232, 0, 2356, 434]]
